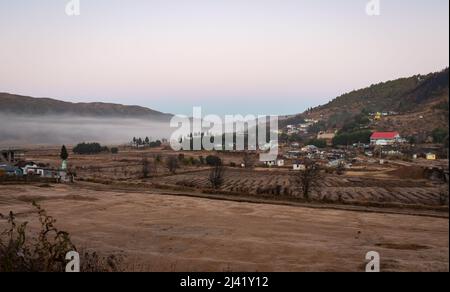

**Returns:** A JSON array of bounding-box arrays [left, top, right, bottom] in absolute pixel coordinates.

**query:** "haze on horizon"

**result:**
[[0, 0, 449, 116]]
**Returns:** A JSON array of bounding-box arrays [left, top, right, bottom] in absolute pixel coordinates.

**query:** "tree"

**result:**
[[336, 160, 346, 175], [307, 139, 327, 149], [308, 121, 327, 134], [209, 160, 225, 189], [73, 142, 108, 155], [296, 159, 322, 200], [60, 145, 69, 161], [432, 128, 449, 144], [111, 147, 119, 154], [166, 156, 179, 174], [142, 157, 151, 178], [242, 152, 255, 168], [332, 130, 372, 146], [205, 155, 221, 166]]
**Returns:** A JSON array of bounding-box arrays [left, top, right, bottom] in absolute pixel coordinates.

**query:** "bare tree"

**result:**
[[142, 157, 151, 178], [439, 185, 449, 206], [336, 160, 346, 175], [297, 159, 322, 200], [242, 152, 255, 168], [209, 160, 225, 189], [166, 156, 179, 174]]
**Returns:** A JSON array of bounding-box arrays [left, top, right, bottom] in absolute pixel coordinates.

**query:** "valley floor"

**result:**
[[0, 182, 448, 272]]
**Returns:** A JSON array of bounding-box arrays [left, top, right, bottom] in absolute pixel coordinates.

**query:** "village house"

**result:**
[[261, 157, 285, 167], [285, 150, 301, 159], [293, 163, 306, 171], [370, 132, 402, 146], [301, 145, 319, 153], [426, 153, 437, 160], [0, 164, 23, 176], [21, 163, 40, 175]]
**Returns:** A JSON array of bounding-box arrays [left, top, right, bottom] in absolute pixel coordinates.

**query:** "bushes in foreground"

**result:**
[[0, 202, 122, 272]]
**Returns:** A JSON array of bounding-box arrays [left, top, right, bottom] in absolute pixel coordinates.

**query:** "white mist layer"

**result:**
[[0, 115, 173, 147]]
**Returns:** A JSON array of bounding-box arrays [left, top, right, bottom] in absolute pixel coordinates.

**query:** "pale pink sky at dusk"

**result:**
[[0, 0, 449, 115]]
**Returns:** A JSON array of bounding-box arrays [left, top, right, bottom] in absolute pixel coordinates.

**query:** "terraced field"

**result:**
[[155, 169, 446, 207]]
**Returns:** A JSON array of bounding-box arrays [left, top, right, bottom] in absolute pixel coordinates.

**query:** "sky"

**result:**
[[0, 0, 449, 116]]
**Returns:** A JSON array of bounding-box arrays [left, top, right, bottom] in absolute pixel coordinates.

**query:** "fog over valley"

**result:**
[[0, 115, 173, 147]]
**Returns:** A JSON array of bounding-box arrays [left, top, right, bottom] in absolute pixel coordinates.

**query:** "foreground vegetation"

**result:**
[[0, 202, 122, 272]]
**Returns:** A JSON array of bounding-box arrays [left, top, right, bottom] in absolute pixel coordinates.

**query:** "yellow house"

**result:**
[[426, 153, 437, 160], [374, 112, 382, 121]]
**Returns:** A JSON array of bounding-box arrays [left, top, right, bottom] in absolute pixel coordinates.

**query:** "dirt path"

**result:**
[[0, 183, 448, 272]]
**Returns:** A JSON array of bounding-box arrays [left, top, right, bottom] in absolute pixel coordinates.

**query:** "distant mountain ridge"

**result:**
[[0, 93, 172, 121]]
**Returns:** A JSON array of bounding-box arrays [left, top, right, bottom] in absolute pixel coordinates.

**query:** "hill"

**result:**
[[284, 68, 449, 138], [0, 93, 172, 121]]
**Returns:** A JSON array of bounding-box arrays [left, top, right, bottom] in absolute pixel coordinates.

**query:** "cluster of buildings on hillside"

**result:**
[[0, 149, 73, 182], [369, 111, 399, 121], [285, 119, 319, 135], [261, 130, 440, 170]]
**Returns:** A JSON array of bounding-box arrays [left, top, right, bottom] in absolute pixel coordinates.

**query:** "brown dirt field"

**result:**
[[0, 183, 448, 272]]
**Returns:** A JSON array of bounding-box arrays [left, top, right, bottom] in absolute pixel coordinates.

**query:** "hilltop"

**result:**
[[0, 93, 172, 121], [284, 69, 449, 137]]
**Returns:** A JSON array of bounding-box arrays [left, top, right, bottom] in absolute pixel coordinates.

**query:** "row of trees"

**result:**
[[73, 143, 110, 155], [306, 139, 328, 149], [131, 137, 162, 148], [140, 154, 226, 178], [332, 130, 372, 146]]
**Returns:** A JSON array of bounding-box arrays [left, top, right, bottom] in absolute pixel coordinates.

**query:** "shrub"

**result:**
[[205, 155, 221, 166], [111, 147, 119, 154], [333, 130, 372, 146], [307, 139, 327, 149], [73, 142, 109, 155], [166, 156, 179, 174], [296, 159, 322, 200], [432, 128, 449, 144], [209, 161, 225, 189], [0, 202, 122, 272]]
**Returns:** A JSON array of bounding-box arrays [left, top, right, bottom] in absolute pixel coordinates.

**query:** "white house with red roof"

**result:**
[[370, 132, 402, 146]]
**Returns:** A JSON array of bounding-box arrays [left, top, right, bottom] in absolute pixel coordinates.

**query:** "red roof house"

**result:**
[[370, 132, 401, 145]]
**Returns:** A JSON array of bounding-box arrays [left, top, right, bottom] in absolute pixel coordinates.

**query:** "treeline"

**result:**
[[132, 137, 162, 148], [73, 142, 117, 155], [332, 130, 372, 146], [306, 139, 328, 148]]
